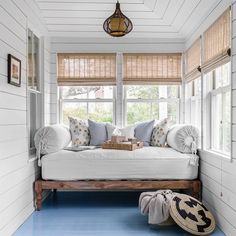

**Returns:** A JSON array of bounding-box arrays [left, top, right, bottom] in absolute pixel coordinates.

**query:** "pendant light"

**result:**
[[103, 1, 133, 37]]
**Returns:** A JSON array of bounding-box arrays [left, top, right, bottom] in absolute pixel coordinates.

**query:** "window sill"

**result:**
[[198, 149, 231, 162]]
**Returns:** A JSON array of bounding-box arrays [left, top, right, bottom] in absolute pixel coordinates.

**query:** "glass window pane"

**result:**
[[126, 86, 159, 99], [33, 35, 40, 91], [126, 85, 179, 99], [88, 103, 113, 123], [194, 78, 201, 96], [62, 103, 87, 125], [61, 86, 113, 99], [167, 86, 179, 98], [88, 86, 113, 99], [223, 91, 231, 154], [126, 102, 156, 125], [215, 62, 230, 89], [28, 30, 33, 88], [61, 86, 88, 99], [212, 94, 223, 151]]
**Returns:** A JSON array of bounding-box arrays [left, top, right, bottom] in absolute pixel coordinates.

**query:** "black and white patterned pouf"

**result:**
[[170, 193, 216, 235]]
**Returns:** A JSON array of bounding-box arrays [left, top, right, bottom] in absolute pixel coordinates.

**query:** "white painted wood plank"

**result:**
[[233, 108, 236, 124], [201, 173, 236, 212], [202, 187, 236, 229], [203, 199, 236, 236], [0, 6, 26, 40], [0, 24, 26, 50], [42, 9, 160, 19], [0, 109, 26, 125], [232, 90, 236, 108], [49, 31, 183, 39], [0, 152, 28, 178], [0, 92, 26, 111], [200, 160, 221, 184], [0, 188, 35, 230], [0, 125, 27, 142], [222, 159, 236, 177], [51, 42, 184, 53], [48, 24, 176, 33], [233, 125, 236, 141], [232, 142, 236, 159], [0, 161, 38, 195], [0, 172, 38, 212], [199, 150, 221, 168], [0, 201, 35, 236], [38, 2, 148, 12], [0, 138, 28, 160], [45, 17, 166, 26], [0, 76, 27, 97], [37, 0, 143, 3], [232, 73, 236, 90], [0, 0, 27, 28], [222, 172, 236, 195]]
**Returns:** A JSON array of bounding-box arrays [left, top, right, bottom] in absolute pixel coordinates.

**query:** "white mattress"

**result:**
[[41, 147, 199, 181]]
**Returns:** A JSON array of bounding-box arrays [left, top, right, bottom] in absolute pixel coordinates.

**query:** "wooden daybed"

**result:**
[[35, 179, 201, 210]]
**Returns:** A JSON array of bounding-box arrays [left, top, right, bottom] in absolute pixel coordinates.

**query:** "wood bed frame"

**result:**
[[35, 179, 201, 210]]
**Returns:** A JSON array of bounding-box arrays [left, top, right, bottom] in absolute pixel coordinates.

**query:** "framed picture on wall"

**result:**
[[8, 54, 21, 87]]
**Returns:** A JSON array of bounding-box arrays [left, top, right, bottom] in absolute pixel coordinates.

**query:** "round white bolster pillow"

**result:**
[[34, 124, 71, 156], [167, 125, 200, 153]]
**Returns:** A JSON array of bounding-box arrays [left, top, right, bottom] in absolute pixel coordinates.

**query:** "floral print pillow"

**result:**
[[68, 117, 90, 147], [151, 118, 170, 147]]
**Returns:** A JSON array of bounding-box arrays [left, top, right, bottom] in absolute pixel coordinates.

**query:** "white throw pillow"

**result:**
[[69, 117, 90, 147], [106, 123, 135, 140], [151, 118, 170, 147]]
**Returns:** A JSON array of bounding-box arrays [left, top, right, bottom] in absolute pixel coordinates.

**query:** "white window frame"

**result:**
[[185, 78, 201, 129], [210, 84, 231, 156], [123, 86, 180, 126], [59, 86, 116, 124], [27, 28, 44, 157], [203, 62, 231, 158]]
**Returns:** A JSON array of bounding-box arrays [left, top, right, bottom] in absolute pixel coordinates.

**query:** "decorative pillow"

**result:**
[[88, 119, 107, 146], [166, 124, 199, 153], [69, 117, 90, 147], [34, 125, 71, 155], [106, 124, 135, 140], [151, 118, 169, 147], [134, 120, 155, 146], [170, 193, 215, 235]]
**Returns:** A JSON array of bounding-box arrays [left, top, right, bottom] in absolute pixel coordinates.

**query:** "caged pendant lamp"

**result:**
[[103, 1, 133, 37]]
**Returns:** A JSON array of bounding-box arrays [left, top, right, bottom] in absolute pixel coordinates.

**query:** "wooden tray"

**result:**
[[102, 142, 143, 151]]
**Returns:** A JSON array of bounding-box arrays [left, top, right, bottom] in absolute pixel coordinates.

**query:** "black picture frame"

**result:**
[[8, 54, 21, 87]]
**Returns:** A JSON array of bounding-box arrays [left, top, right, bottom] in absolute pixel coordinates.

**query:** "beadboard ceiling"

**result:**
[[35, 0, 221, 39]]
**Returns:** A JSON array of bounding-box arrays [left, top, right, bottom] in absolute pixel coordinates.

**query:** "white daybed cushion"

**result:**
[[167, 125, 199, 154], [34, 125, 71, 155], [41, 147, 199, 181]]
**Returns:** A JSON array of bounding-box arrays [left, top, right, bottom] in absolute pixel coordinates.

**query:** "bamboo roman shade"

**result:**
[[123, 53, 182, 85], [185, 38, 201, 82], [202, 8, 231, 71], [57, 53, 116, 86]]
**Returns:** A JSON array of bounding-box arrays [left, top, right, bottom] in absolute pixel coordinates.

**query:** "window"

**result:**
[[204, 62, 231, 155], [59, 86, 115, 125], [185, 77, 201, 129], [27, 29, 42, 154], [124, 85, 179, 125]]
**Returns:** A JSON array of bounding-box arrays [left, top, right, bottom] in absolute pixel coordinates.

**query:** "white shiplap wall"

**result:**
[[0, 0, 54, 235], [185, 0, 236, 235]]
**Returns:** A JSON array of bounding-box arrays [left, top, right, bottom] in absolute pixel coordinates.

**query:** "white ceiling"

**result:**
[[35, 0, 221, 39]]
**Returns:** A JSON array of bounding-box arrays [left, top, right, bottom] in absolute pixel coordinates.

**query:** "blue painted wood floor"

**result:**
[[14, 191, 225, 236]]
